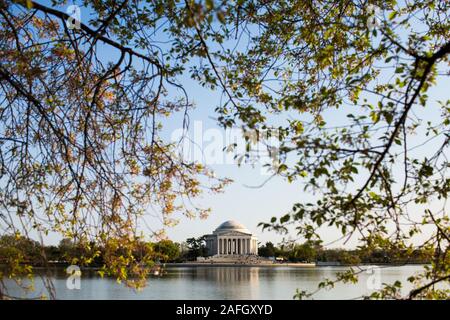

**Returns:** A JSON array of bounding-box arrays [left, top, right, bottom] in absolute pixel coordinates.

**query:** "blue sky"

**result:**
[[6, 1, 449, 249], [151, 66, 448, 248]]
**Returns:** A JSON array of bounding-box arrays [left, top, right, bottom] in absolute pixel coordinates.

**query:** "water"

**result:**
[[4, 265, 426, 300]]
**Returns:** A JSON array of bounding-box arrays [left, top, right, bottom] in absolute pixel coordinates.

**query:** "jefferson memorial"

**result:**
[[205, 220, 258, 256]]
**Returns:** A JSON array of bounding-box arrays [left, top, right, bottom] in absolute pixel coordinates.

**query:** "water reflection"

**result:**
[[4, 265, 429, 300], [172, 266, 260, 283], [160, 267, 261, 299]]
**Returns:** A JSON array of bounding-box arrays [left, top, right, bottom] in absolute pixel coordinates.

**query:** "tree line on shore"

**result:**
[[0, 235, 432, 268], [257, 241, 432, 265]]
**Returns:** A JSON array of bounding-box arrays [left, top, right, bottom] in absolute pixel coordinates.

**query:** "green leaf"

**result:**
[[217, 11, 226, 24], [384, 112, 394, 125], [205, 0, 214, 11], [26, 0, 33, 9], [370, 111, 379, 123], [388, 11, 398, 20], [395, 66, 404, 74], [280, 214, 290, 224]]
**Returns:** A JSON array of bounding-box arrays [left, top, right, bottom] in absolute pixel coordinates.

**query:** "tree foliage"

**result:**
[[170, 0, 449, 298], [0, 0, 449, 299], [0, 0, 231, 297], [184, 235, 208, 259], [153, 239, 181, 262]]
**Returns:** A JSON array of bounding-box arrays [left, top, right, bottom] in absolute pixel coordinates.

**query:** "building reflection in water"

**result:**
[[173, 266, 260, 299]]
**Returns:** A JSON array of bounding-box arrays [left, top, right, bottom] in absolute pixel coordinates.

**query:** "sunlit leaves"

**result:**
[[0, 0, 234, 294], [190, 0, 450, 300]]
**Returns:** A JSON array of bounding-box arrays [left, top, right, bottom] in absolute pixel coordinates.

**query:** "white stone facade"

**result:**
[[205, 220, 258, 256]]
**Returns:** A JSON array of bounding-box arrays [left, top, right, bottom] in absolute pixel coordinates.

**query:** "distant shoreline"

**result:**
[[1, 262, 428, 271], [163, 262, 427, 268], [165, 262, 316, 267]]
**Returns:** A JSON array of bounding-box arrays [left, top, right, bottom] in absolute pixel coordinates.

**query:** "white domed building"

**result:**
[[205, 220, 258, 256]]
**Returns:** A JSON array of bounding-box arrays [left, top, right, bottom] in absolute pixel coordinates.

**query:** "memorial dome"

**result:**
[[215, 220, 250, 233]]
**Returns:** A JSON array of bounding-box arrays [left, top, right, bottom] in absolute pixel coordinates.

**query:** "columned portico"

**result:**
[[205, 220, 258, 256]]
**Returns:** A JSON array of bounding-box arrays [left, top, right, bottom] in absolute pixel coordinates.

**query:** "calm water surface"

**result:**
[[5, 265, 426, 300]]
